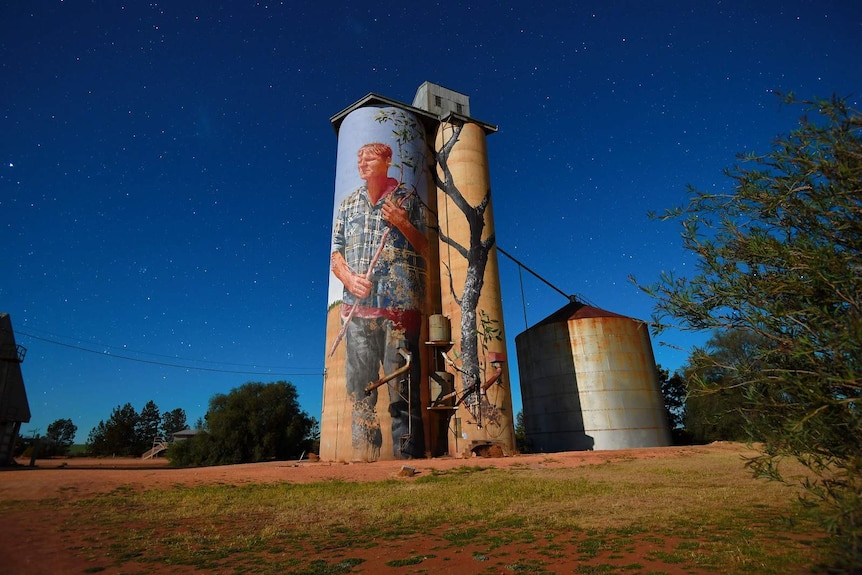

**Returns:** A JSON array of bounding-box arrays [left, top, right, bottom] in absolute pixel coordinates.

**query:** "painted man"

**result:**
[[331, 142, 427, 460]]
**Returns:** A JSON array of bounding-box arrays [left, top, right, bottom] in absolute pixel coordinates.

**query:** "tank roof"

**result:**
[[530, 300, 632, 329]]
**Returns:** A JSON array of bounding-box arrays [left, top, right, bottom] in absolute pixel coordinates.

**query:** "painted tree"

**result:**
[[373, 108, 424, 188], [365, 110, 504, 431], [432, 120, 496, 401]]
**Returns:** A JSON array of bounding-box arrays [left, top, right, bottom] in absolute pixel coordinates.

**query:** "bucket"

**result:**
[[429, 314, 451, 343]]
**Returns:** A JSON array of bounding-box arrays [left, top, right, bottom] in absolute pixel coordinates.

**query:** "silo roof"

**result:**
[[329, 91, 498, 137]]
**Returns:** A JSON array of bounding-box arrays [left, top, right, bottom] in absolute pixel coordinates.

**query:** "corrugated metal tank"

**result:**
[[516, 301, 671, 452]]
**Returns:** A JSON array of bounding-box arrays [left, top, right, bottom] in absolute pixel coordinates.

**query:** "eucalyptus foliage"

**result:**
[[638, 95, 861, 570], [46, 418, 77, 455], [168, 381, 315, 466]]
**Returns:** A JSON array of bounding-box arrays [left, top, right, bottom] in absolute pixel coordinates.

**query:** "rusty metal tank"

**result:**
[[516, 301, 671, 452]]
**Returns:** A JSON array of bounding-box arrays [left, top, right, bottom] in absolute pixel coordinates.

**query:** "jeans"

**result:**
[[345, 315, 424, 459]]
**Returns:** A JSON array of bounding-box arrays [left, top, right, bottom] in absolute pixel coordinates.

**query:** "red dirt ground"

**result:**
[[0, 445, 809, 574]]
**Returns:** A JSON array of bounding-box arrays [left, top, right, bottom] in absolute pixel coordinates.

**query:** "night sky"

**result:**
[[3, 2, 860, 442]]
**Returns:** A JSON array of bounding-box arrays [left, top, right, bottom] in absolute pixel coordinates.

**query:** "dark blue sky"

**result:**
[[3, 1, 859, 442]]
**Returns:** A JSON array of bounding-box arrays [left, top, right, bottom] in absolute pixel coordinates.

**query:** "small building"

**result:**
[[171, 428, 200, 441], [0, 314, 31, 465], [411, 81, 471, 118]]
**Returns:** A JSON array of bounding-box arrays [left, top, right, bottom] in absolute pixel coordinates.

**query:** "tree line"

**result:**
[[16, 380, 317, 466], [87, 400, 188, 457], [15, 401, 188, 459], [94, 381, 317, 465]]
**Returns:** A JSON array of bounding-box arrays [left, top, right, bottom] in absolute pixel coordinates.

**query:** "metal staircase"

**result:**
[[141, 436, 168, 459]]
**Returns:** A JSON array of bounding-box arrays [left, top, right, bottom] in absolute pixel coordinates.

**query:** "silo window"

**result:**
[[435, 95, 442, 107], [456, 103, 463, 114]]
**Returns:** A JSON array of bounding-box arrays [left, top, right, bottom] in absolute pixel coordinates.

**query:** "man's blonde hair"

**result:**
[[357, 142, 392, 162]]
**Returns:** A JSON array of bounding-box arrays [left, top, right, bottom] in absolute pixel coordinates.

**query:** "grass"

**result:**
[[3, 446, 828, 574]]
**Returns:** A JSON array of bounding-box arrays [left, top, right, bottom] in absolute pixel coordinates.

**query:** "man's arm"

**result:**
[[381, 197, 428, 257], [331, 251, 372, 299]]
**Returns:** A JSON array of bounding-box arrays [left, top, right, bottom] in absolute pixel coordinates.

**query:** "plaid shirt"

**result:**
[[332, 184, 426, 311]]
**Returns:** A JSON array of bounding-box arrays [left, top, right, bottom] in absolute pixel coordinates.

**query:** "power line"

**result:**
[[496, 246, 577, 302], [497, 246, 598, 307], [16, 327, 318, 370], [17, 331, 323, 377]]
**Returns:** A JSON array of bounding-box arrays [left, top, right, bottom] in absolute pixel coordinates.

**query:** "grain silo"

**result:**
[[430, 113, 516, 458], [321, 96, 438, 462], [320, 84, 516, 461], [516, 301, 670, 452]]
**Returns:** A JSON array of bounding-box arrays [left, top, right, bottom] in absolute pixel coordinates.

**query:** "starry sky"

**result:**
[[2, 2, 860, 443]]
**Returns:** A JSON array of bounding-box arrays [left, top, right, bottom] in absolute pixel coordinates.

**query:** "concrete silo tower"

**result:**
[[321, 95, 439, 462], [418, 83, 516, 458], [320, 84, 515, 461]]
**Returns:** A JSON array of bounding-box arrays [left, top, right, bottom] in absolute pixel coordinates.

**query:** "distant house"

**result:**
[[0, 314, 31, 466], [171, 428, 200, 441]]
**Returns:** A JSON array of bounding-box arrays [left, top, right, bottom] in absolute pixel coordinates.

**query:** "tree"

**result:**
[[637, 95, 862, 569], [87, 403, 139, 456], [514, 410, 530, 453], [45, 418, 77, 456], [655, 365, 689, 444], [161, 408, 187, 438], [136, 400, 161, 451], [305, 417, 320, 456], [167, 381, 315, 466], [682, 330, 769, 444]]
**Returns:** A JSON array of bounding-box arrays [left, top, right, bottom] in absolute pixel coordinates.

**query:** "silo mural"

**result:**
[[516, 301, 671, 452], [432, 120, 515, 456], [322, 105, 432, 461], [321, 85, 516, 461]]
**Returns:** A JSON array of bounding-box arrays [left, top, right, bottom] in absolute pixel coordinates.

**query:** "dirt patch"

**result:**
[[0, 444, 807, 574], [2, 446, 710, 501]]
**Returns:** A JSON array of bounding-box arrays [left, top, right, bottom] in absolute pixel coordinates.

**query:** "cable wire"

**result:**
[[16, 331, 323, 377]]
